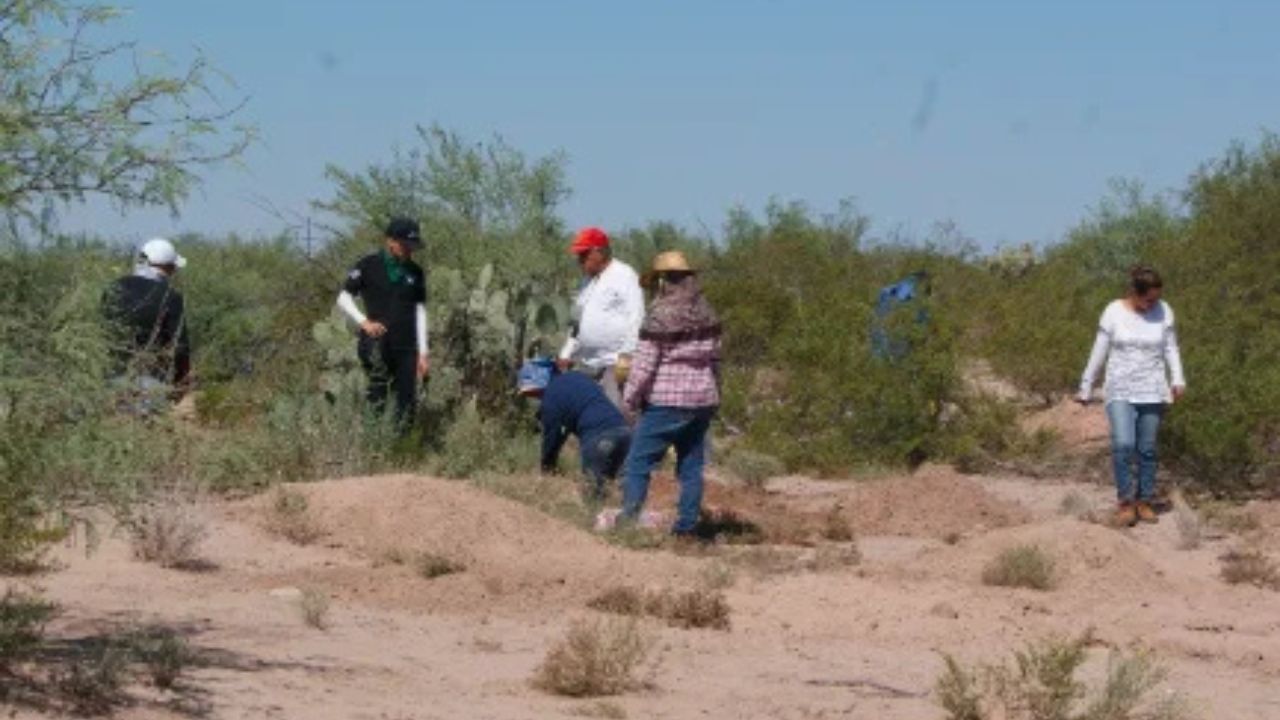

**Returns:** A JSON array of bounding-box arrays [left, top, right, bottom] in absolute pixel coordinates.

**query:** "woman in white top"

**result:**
[[1077, 265, 1186, 527]]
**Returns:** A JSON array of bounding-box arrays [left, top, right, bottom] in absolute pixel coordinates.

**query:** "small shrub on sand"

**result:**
[[1200, 502, 1261, 535], [645, 588, 731, 631], [807, 542, 862, 572], [0, 590, 56, 668], [569, 700, 628, 719], [534, 618, 652, 697], [937, 633, 1196, 720], [1059, 491, 1094, 521], [1170, 491, 1202, 551], [298, 588, 331, 629], [267, 487, 322, 545], [723, 449, 786, 491], [820, 506, 855, 542], [589, 585, 730, 630], [697, 559, 737, 590], [1219, 549, 1280, 590], [415, 552, 465, 579], [55, 642, 129, 715], [587, 586, 646, 616], [982, 545, 1056, 591], [129, 493, 209, 569], [130, 629, 193, 689]]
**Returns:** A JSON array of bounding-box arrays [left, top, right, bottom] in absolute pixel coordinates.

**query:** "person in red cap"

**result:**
[[558, 227, 644, 412]]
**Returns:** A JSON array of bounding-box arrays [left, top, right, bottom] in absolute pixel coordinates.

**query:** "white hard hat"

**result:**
[[139, 238, 187, 268]]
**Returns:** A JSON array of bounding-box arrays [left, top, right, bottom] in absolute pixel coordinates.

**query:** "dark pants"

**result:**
[[357, 337, 417, 431], [622, 406, 716, 534], [580, 426, 632, 500]]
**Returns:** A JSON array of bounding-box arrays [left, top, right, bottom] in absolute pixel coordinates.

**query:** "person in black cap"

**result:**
[[336, 217, 430, 430]]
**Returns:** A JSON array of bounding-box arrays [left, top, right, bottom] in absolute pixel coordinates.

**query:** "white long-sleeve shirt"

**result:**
[[558, 259, 644, 369], [1079, 299, 1185, 404], [336, 291, 428, 355]]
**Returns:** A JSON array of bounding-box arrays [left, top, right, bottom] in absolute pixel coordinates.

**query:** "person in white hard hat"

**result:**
[[102, 238, 192, 414]]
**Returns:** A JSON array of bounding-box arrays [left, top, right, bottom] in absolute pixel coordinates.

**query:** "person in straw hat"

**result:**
[[619, 250, 722, 537]]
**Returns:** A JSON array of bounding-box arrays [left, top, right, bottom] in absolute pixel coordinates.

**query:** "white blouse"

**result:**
[[1079, 299, 1186, 404]]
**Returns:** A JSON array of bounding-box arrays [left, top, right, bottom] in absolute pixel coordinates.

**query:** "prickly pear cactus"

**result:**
[[311, 311, 365, 399]]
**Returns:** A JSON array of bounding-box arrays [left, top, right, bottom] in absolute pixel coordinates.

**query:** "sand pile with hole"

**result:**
[[247, 474, 697, 615]]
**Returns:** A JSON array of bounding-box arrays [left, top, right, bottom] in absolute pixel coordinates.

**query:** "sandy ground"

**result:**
[[4, 407, 1280, 719]]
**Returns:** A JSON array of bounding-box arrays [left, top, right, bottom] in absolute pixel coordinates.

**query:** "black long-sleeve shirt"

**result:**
[[539, 371, 627, 472], [102, 274, 191, 384]]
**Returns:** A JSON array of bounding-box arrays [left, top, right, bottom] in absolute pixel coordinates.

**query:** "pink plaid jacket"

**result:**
[[623, 335, 721, 411]]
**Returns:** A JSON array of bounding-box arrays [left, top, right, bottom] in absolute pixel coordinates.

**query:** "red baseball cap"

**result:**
[[569, 226, 609, 255]]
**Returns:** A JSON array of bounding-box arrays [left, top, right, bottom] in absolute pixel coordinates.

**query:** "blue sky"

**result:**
[[64, 0, 1280, 249]]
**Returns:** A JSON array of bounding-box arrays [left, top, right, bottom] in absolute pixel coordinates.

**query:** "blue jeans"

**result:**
[[622, 406, 716, 534], [1105, 401, 1165, 503], [580, 426, 632, 500]]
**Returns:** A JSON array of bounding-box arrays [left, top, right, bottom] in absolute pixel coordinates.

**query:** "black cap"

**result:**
[[385, 217, 422, 246]]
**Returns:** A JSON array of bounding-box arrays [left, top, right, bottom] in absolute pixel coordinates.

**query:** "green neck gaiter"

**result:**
[[380, 248, 407, 285]]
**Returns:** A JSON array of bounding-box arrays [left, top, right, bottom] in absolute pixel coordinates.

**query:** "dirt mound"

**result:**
[[841, 465, 1032, 539], [921, 517, 1175, 594], [1022, 398, 1109, 450], [247, 474, 696, 615]]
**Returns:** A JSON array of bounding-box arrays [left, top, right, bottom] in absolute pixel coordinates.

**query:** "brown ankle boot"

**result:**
[[1113, 502, 1138, 527], [1135, 502, 1159, 524]]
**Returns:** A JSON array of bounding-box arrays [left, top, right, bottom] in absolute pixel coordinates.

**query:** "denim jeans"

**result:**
[[1105, 401, 1165, 503], [580, 426, 632, 500], [621, 405, 716, 534]]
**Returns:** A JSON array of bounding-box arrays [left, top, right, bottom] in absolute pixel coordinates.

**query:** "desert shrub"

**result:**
[[0, 590, 56, 668], [982, 545, 1057, 591], [1219, 549, 1279, 589], [55, 642, 129, 715], [587, 586, 646, 616], [267, 487, 322, 545], [415, 552, 465, 579], [589, 586, 731, 631], [435, 400, 540, 479], [1170, 491, 1202, 550], [298, 588, 331, 629], [645, 589, 731, 631], [707, 202, 964, 473], [723, 449, 786, 491], [129, 629, 192, 689], [942, 394, 1059, 474], [820, 506, 855, 542], [533, 618, 652, 697], [1058, 492, 1095, 521], [128, 493, 209, 569], [938, 633, 1194, 720]]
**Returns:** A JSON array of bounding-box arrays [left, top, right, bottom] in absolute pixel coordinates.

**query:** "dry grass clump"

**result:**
[[588, 585, 730, 631], [54, 642, 129, 715], [1058, 491, 1095, 521], [981, 544, 1056, 591], [937, 633, 1197, 720], [568, 700, 628, 719], [129, 629, 193, 689], [1170, 490, 1202, 551], [267, 486, 322, 545], [697, 559, 737, 590], [298, 588, 331, 629], [1219, 548, 1280, 590], [414, 552, 465, 579], [1200, 502, 1261, 535], [723, 449, 786, 492], [820, 505, 855, 542], [533, 618, 652, 697], [128, 492, 209, 569]]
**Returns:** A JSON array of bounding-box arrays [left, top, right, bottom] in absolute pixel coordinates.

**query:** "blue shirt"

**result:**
[[539, 371, 627, 471]]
